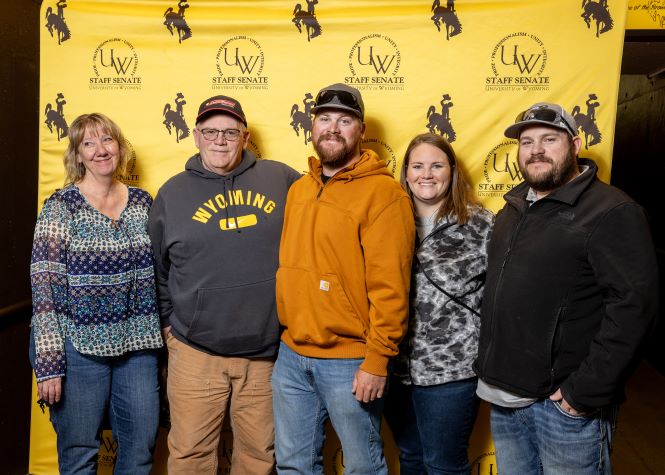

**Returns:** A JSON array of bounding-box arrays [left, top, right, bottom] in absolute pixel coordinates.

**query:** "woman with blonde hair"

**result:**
[[29, 113, 162, 474], [386, 133, 493, 474]]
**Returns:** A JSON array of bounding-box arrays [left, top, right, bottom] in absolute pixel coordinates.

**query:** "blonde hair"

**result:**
[[399, 133, 478, 225], [63, 113, 129, 185]]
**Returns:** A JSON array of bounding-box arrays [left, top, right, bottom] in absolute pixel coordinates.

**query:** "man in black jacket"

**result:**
[[474, 102, 658, 474]]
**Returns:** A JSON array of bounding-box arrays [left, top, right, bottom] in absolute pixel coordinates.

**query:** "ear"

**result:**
[[360, 122, 366, 139], [193, 127, 201, 149], [572, 135, 582, 156], [242, 130, 250, 149]]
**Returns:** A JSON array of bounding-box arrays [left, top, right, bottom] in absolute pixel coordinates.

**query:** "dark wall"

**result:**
[[612, 73, 665, 374], [0, 0, 40, 473]]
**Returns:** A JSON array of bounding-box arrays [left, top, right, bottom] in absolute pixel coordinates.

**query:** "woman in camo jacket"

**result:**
[[385, 133, 494, 475]]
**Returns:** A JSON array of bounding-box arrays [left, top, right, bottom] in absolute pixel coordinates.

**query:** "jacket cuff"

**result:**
[[360, 350, 389, 377]]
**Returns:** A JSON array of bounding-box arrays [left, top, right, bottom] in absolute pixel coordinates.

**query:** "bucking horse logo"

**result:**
[[292, 0, 322, 42], [430, 0, 462, 40], [581, 0, 614, 37], [426, 94, 456, 143], [45, 0, 71, 45], [290, 93, 316, 145], [44, 93, 68, 141], [163, 93, 190, 143], [571, 94, 602, 149], [164, 0, 192, 44]]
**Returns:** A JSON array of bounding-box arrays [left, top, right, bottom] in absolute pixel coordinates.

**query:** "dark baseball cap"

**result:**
[[505, 102, 578, 138], [311, 83, 364, 120], [196, 95, 247, 126]]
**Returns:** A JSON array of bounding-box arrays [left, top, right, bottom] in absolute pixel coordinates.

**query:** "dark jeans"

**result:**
[[385, 377, 480, 475]]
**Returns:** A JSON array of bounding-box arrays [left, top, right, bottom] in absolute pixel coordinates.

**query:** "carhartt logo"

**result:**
[[347, 34, 406, 91], [425, 94, 456, 142], [571, 93, 602, 149], [319, 280, 330, 291], [44, 92, 68, 141], [213, 36, 268, 90], [45, 0, 71, 45], [581, 0, 614, 37], [430, 0, 462, 40], [478, 142, 522, 197], [486, 33, 550, 92], [90, 38, 142, 90], [163, 0, 192, 43], [290, 93, 315, 145], [292, 0, 322, 41], [162, 93, 190, 143]]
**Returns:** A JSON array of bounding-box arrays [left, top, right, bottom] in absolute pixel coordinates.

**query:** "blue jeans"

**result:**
[[30, 336, 160, 475], [272, 343, 388, 475], [490, 399, 616, 475], [385, 378, 480, 475]]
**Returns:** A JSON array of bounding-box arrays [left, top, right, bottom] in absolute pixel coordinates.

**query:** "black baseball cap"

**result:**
[[196, 95, 247, 126]]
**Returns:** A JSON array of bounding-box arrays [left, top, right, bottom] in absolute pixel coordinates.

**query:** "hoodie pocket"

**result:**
[[186, 278, 278, 355], [276, 266, 367, 345]]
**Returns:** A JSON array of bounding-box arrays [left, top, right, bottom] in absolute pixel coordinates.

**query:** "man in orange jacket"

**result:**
[[272, 83, 415, 474]]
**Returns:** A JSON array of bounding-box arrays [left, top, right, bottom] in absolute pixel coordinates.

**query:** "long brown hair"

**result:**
[[399, 133, 477, 225]]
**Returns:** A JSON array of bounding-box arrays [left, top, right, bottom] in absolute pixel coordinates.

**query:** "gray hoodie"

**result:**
[[148, 150, 300, 357]]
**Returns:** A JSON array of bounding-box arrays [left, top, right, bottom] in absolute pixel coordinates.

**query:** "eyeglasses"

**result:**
[[315, 90, 362, 116], [515, 105, 576, 136], [198, 128, 242, 141]]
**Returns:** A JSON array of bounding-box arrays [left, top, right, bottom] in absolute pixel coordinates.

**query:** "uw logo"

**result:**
[[292, 0, 322, 42], [91, 38, 141, 89], [347, 34, 405, 90], [426, 93, 456, 142], [430, 0, 462, 40], [162, 92, 190, 143], [214, 37, 268, 89], [581, 0, 614, 37], [289, 92, 315, 145], [44, 92, 68, 141], [479, 141, 522, 197], [115, 140, 140, 186], [163, 0, 192, 43], [45, 0, 71, 45], [362, 138, 397, 176], [487, 32, 550, 92], [471, 451, 498, 475], [571, 93, 602, 149]]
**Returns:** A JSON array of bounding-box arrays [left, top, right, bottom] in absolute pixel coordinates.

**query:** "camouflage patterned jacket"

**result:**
[[393, 207, 494, 386]]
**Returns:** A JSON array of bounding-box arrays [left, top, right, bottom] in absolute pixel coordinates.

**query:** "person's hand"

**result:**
[[550, 388, 584, 416], [161, 325, 172, 342], [352, 369, 386, 403], [37, 377, 62, 405]]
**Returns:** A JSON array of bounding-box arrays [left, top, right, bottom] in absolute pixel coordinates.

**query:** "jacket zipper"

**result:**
[[481, 207, 527, 373]]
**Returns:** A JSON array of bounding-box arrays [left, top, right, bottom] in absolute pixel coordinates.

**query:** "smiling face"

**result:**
[[312, 109, 365, 175], [193, 113, 249, 176], [76, 126, 120, 180], [517, 125, 581, 195], [405, 142, 452, 213]]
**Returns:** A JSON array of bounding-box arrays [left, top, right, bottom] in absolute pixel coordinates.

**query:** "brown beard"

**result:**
[[313, 133, 359, 171], [519, 144, 578, 192]]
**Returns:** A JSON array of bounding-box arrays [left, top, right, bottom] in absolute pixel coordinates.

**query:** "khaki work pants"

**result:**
[[165, 333, 275, 475]]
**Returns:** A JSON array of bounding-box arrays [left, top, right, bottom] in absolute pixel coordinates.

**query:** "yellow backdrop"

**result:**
[[33, 0, 627, 473]]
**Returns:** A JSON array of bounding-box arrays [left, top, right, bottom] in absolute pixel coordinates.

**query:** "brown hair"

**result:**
[[63, 113, 129, 185], [399, 133, 478, 225]]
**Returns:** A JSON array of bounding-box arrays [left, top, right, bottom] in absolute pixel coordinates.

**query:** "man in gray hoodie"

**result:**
[[149, 95, 300, 474]]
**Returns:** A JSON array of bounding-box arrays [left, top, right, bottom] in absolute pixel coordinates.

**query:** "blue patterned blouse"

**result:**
[[30, 185, 163, 381]]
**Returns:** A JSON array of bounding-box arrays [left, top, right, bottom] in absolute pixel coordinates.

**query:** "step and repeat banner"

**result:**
[[33, 0, 628, 473]]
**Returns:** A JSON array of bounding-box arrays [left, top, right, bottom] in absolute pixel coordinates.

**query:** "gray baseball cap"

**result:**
[[505, 102, 578, 138], [311, 83, 364, 120]]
